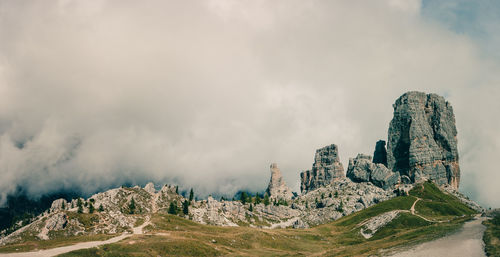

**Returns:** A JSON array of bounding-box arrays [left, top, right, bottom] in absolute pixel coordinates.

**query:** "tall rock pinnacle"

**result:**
[[300, 144, 345, 193], [386, 91, 460, 189], [266, 163, 293, 200]]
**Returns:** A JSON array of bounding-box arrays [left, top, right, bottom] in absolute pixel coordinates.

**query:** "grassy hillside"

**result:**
[[0, 182, 478, 256], [483, 212, 500, 256]]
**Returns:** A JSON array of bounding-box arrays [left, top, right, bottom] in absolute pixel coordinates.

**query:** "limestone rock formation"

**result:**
[[300, 144, 345, 193], [387, 91, 460, 188], [346, 154, 400, 190], [144, 182, 156, 194], [266, 163, 294, 200], [373, 140, 387, 166], [50, 199, 68, 212]]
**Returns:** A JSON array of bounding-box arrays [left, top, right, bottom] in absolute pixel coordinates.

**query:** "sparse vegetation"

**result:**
[[76, 198, 83, 214], [189, 188, 194, 202], [263, 193, 270, 206], [484, 212, 500, 256], [168, 201, 178, 215], [128, 197, 136, 214], [182, 200, 189, 215]]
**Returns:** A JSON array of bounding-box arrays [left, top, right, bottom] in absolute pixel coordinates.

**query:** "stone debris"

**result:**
[[360, 210, 401, 239]]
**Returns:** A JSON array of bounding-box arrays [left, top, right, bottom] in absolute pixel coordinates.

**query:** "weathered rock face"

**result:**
[[144, 182, 156, 194], [267, 163, 294, 200], [373, 140, 387, 166], [45, 213, 67, 231], [346, 154, 372, 183], [346, 154, 400, 190], [387, 91, 460, 188], [300, 144, 344, 193]]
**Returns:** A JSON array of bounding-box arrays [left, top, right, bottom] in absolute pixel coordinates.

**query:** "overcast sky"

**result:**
[[0, 0, 499, 208]]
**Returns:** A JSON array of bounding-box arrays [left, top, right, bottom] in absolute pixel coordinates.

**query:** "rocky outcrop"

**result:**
[[144, 182, 156, 194], [387, 91, 460, 188], [50, 199, 68, 212], [300, 144, 345, 193], [267, 163, 294, 200], [373, 140, 387, 166], [346, 154, 400, 190], [45, 213, 67, 231]]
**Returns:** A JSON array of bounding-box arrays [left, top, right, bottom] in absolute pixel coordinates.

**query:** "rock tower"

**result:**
[[266, 163, 294, 200], [300, 144, 344, 193], [386, 91, 460, 188]]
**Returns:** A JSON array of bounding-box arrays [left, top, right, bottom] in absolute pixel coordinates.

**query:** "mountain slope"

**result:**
[[0, 181, 478, 256]]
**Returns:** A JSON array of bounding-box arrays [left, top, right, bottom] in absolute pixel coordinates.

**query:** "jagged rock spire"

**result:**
[[267, 163, 293, 200]]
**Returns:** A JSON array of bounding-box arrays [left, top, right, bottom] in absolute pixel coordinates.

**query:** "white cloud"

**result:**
[[0, 0, 498, 207]]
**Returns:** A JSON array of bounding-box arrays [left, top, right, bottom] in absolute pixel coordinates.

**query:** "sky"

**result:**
[[0, 0, 499, 208]]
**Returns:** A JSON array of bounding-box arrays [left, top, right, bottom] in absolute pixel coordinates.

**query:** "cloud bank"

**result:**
[[0, 0, 499, 207]]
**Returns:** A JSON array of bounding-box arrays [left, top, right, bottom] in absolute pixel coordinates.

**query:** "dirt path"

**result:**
[[411, 198, 420, 214], [1, 216, 152, 257], [387, 216, 487, 257]]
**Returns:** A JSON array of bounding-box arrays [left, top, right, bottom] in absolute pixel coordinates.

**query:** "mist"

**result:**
[[0, 0, 499, 208]]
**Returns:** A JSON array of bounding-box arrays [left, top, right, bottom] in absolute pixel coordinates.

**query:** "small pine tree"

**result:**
[[98, 204, 104, 212], [255, 193, 261, 204], [220, 196, 225, 201], [240, 192, 247, 204], [329, 192, 332, 198], [321, 193, 325, 199], [182, 200, 189, 215], [129, 197, 136, 214], [71, 202, 74, 209], [334, 191, 338, 198], [336, 201, 344, 212], [168, 201, 178, 215], [77, 198, 83, 214], [189, 188, 194, 202], [175, 186, 179, 194], [305, 201, 309, 209], [88, 202, 95, 214], [61, 201, 66, 210], [249, 203, 253, 212], [263, 194, 270, 206]]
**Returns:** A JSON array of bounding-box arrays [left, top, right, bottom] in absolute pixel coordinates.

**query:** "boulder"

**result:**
[[387, 91, 460, 188], [266, 163, 294, 200], [347, 154, 399, 190], [346, 154, 372, 182], [300, 144, 345, 193], [370, 165, 400, 190]]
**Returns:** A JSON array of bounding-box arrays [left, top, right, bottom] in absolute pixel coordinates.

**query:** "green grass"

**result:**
[[0, 181, 479, 256], [483, 213, 500, 256], [336, 196, 415, 226], [410, 182, 476, 220]]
